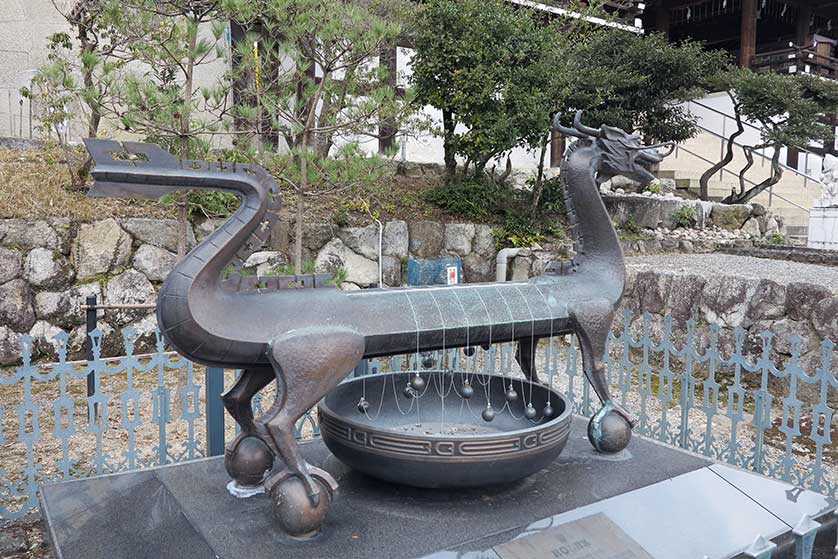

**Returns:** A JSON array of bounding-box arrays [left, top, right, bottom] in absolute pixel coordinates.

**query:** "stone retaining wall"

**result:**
[[604, 192, 784, 236], [0, 217, 193, 363], [619, 237, 757, 255], [0, 210, 817, 366], [721, 245, 838, 266], [616, 266, 838, 395], [0, 217, 518, 363]]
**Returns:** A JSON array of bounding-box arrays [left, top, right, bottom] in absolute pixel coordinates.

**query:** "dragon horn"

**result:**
[[553, 114, 587, 138], [658, 143, 676, 157], [643, 141, 674, 149], [573, 111, 601, 137], [638, 142, 676, 157]]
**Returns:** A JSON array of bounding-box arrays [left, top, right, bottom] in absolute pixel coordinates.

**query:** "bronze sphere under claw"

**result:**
[[587, 404, 632, 454], [224, 435, 274, 487], [271, 476, 333, 540]]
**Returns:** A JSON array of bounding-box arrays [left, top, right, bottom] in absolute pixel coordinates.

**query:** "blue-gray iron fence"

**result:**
[[1, 310, 837, 525]]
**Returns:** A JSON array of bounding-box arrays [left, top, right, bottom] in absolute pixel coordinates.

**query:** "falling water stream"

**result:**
[[355, 284, 562, 437]]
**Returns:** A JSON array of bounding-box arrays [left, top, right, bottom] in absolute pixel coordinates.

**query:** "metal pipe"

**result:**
[[85, 295, 98, 420], [496, 247, 523, 282], [205, 367, 226, 457], [80, 303, 157, 310], [376, 218, 384, 287], [804, 152, 809, 188]]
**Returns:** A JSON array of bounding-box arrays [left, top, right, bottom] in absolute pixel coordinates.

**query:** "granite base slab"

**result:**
[[40, 420, 829, 559]]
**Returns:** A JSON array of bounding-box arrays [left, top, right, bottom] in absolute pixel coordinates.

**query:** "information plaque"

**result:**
[[493, 512, 654, 559]]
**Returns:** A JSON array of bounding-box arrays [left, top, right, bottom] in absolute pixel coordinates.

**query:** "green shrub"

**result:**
[[644, 182, 663, 194], [493, 212, 547, 249], [671, 206, 697, 229], [618, 217, 652, 240], [331, 207, 350, 227], [536, 176, 565, 214], [222, 265, 255, 279], [423, 176, 512, 221], [326, 267, 348, 286], [425, 174, 567, 250], [161, 190, 240, 219], [188, 191, 240, 218], [621, 217, 642, 236], [763, 232, 786, 246]]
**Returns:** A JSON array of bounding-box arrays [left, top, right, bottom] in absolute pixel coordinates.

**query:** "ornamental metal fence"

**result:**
[[1, 310, 837, 525]]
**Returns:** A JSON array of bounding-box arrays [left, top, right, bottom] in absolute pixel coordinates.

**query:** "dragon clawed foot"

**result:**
[[587, 400, 634, 454], [266, 466, 339, 539]]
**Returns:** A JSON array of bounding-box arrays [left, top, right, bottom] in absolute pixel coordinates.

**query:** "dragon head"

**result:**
[[553, 111, 674, 184]]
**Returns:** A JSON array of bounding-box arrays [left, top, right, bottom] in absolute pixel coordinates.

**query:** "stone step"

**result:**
[[658, 175, 812, 204], [653, 126, 821, 233], [679, 182, 815, 204]]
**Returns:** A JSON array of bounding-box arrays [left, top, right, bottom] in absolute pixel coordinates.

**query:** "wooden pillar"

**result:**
[[378, 46, 398, 154], [655, 0, 670, 38], [740, 0, 757, 67], [796, 1, 812, 46], [787, 148, 799, 169], [550, 130, 565, 168], [230, 22, 248, 139]]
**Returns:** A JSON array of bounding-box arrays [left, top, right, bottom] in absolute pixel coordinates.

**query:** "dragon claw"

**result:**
[[300, 473, 322, 506], [308, 488, 321, 507]]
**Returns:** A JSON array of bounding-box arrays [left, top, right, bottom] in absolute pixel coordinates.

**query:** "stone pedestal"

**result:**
[[39, 422, 834, 559], [808, 206, 838, 250]]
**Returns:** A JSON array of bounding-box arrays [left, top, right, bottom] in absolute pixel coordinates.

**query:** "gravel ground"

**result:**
[[626, 253, 838, 292]]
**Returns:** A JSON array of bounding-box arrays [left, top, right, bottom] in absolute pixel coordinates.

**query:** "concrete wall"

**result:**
[[0, 0, 68, 138], [0, 0, 231, 145]]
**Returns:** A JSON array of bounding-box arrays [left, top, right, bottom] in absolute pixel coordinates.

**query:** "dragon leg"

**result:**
[[261, 327, 365, 506], [515, 336, 542, 384], [222, 366, 274, 434], [571, 300, 635, 453], [222, 367, 276, 488]]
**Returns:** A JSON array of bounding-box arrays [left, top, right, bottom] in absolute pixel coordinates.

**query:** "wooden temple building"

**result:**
[[643, 0, 838, 75]]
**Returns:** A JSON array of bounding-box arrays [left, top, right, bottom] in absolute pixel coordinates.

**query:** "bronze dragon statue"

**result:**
[[83, 112, 672, 538]]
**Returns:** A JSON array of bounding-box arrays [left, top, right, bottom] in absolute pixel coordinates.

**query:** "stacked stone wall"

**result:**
[[616, 267, 838, 397], [0, 210, 827, 367], [0, 217, 509, 363]]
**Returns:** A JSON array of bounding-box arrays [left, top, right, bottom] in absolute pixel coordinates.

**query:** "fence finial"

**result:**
[[744, 534, 776, 559]]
